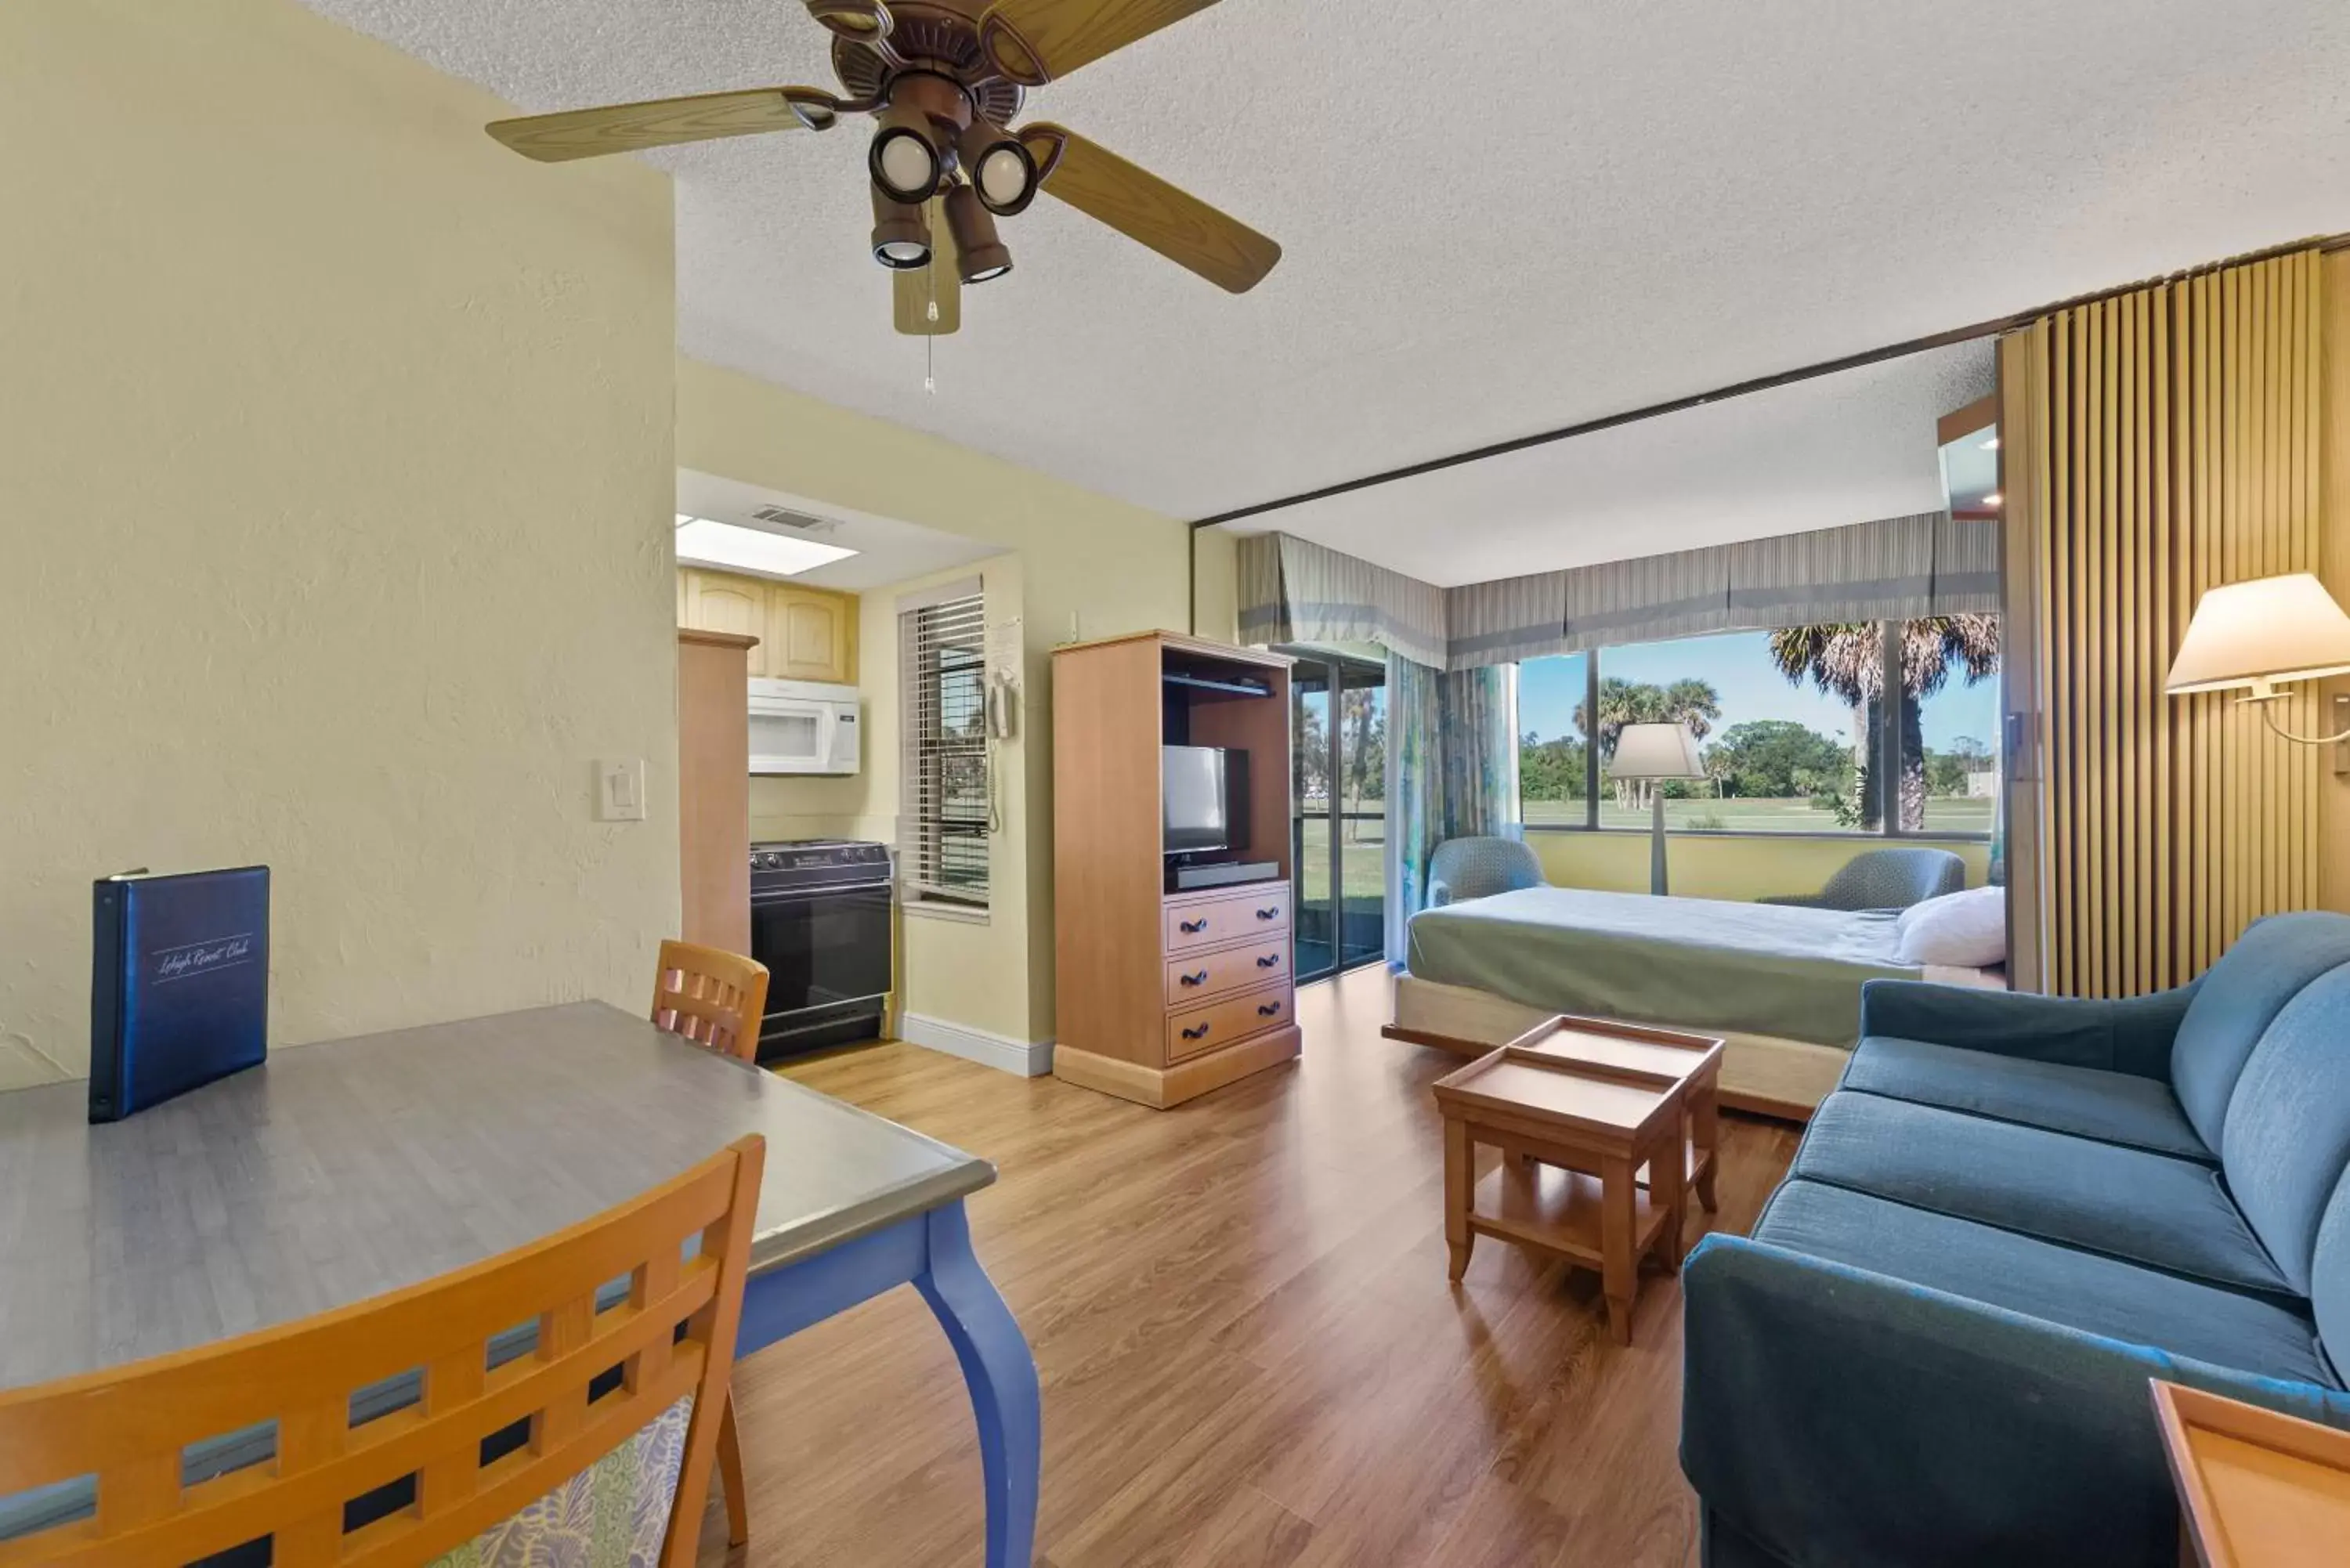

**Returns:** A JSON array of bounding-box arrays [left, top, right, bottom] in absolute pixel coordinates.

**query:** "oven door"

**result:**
[[750, 882, 893, 1020]]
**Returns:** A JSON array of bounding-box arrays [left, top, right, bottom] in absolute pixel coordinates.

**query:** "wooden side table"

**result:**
[[1507, 1014, 1725, 1215], [2153, 1379, 2350, 1566], [1433, 1046, 1690, 1344]]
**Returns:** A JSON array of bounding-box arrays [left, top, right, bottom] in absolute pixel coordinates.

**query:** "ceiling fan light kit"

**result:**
[[870, 186, 933, 269], [944, 185, 1013, 283], [959, 121, 1038, 215], [484, 0, 1281, 335]]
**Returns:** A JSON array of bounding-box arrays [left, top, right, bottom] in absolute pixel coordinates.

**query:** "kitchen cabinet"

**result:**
[[768, 586, 853, 683], [678, 567, 856, 685]]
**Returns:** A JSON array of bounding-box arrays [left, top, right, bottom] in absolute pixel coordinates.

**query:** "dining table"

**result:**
[[0, 999, 1039, 1568]]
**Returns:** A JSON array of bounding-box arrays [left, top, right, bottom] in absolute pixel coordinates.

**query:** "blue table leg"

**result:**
[[913, 1201, 1041, 1568]]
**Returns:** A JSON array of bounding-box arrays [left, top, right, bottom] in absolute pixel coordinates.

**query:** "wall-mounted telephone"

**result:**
[[986, 669, 1018, 741]]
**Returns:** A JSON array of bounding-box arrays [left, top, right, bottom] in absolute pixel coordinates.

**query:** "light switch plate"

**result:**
[[597, 758, 646, 822]]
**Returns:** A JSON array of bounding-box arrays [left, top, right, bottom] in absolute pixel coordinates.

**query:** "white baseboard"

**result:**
[[898, 1013, 1054, 1078]]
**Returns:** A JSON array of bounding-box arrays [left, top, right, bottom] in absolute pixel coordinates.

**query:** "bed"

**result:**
[[1387, 885, 2003, 1118]]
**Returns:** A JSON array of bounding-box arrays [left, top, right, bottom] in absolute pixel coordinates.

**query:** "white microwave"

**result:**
[[748, 678, 861, 775]]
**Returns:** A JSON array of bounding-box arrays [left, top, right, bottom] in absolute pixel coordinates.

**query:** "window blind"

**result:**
[[898, 588, 990, 908]]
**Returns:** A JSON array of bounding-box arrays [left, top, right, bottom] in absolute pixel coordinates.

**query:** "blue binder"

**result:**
[[89, 865, 269, 1122]]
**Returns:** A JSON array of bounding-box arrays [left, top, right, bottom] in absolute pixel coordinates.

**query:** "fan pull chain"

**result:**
[[924, 269, 938, 394]]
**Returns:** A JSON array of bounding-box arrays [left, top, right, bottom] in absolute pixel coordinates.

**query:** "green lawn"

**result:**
[[1530, 795, 1996, 836]]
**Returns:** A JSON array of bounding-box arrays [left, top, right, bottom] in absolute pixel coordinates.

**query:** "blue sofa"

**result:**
[[1681, 910, 2350, 1568]]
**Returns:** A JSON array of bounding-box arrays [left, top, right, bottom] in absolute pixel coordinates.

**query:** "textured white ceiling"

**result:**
[[1234, 340, 1995, 585], [303, 0, 2349, 573]]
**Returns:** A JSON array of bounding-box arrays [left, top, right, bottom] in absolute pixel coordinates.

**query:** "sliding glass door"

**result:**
[[1285, 649, 1388, 982]]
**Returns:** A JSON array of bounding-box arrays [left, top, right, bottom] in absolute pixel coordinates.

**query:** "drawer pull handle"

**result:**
[[1180, 918, 1209, 934], [1181, 1023, 1212, 1041], [1256, 954, 1279, 968], [1256, 907, 1279, 920], [1257, 1002, 1283, 1017], [1180, 970, 1209, 987]]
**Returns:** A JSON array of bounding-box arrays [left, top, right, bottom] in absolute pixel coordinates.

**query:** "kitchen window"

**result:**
[[898, 582, 990, 910]]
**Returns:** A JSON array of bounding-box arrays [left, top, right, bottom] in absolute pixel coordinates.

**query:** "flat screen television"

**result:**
[[1162, 745, 1250, 854]]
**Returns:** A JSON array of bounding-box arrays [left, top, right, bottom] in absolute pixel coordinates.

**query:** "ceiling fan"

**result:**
[[484, 0, 1282, 336]]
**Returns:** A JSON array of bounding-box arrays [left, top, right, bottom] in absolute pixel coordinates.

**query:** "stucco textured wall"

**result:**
[[0, 0, 680, 1086]]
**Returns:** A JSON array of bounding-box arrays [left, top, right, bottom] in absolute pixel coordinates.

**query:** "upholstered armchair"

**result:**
[[1426, 836, 1545, 908], [1759, 847, 1965, 912]]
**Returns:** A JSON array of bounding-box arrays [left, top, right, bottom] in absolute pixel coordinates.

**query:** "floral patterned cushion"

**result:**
[[426, 1394, 694, 1568]]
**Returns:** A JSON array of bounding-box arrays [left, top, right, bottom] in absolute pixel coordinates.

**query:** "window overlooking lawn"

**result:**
[[1518, 618, 2001, 836], [1517, 651, 1589, 829]]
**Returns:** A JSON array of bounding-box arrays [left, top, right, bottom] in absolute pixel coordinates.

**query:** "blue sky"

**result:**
[[1518, 630, 2000, 753]]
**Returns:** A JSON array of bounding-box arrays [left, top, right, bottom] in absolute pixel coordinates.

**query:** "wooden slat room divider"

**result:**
[[2001, 247, 2328, 997]]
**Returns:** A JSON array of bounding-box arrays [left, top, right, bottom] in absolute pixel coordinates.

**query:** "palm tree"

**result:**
[[1574, 676, 1723, 808], [1661, 678, 1723, 741], [1768, 616, 2000, 829]]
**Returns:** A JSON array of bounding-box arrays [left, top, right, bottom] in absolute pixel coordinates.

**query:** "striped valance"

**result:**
[[1240, 510, 2003, 672], [1235, 531, 1448, 669], [1445, 571, 1569, 669]]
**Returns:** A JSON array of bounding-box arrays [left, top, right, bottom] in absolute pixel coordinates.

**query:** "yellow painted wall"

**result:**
[[1529, 832, 1992, 902], [1193, 526, 1241, 645], [0, 0, 679, 1088], [681, 358, 1193, 1046]]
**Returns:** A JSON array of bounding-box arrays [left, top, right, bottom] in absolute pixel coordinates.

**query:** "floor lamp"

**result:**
[[2165, 573, 2350, 759], [1610, 722, 1709, 896]]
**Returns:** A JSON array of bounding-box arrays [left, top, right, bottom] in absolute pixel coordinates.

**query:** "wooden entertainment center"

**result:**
[[1051, 632, 1300, 1108]]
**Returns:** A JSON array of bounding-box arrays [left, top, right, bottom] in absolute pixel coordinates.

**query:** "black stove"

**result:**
[[747, 839, 892, 1060]]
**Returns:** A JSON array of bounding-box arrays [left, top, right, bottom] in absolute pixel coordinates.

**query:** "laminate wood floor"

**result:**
[[699, 965, 1799, 1568]]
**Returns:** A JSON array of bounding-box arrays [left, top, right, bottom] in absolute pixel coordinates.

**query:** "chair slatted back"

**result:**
[[0, 1136, 766, 1568], [652, 941, 771, 1063]]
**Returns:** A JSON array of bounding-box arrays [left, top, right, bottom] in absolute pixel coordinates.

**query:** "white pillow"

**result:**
[[1893, 885, 2007, 968]]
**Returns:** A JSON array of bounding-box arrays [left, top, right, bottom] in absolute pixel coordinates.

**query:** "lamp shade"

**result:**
[[1609, 722, 1707, 780], [2165, 573, 2350, 695]]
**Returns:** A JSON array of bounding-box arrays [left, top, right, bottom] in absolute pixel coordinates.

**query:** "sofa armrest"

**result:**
[[1681, 1234, 2350, 1568], [1856, 977, 2198, 1078]]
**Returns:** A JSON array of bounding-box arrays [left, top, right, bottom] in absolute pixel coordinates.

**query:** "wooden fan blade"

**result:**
[[1021, 124, 1279, 294], [485, 87, 837, 163], [978, 0, 1219, 86], [895, 197, 960, 335]]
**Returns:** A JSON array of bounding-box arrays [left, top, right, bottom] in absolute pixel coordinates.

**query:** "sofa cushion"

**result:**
[[1842, 1035, 2212, 1162], [1751, 1179, 2337, 1388], [2172, 912, 2350, 1150], [1793, 1092, 2288, 1297], [2218, 963, 2350, 1296], [2314, 1169, 2350, 1375]]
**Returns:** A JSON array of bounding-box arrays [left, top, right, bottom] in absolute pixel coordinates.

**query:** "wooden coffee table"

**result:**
[[1433, 1033, 1714, 1345], [2153, 1379, 2350, 1565], [1506, 1014, 1725, 1216]]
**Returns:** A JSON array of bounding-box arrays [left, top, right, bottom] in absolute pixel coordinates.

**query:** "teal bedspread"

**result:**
[[1405, 887, 1918, 1047]]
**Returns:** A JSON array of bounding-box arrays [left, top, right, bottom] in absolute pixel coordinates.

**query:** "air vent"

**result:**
[[750, 505, 842, 536]]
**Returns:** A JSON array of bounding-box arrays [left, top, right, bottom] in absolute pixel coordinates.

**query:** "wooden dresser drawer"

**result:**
[[1167, 981, 1295, 1063], [1164, 938, 1289, 1007], [1164, 885, 1292, 954]]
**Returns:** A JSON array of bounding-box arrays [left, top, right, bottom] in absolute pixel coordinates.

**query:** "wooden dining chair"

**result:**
[[0, 1135, 765, 1568], [649, 938, 769, 1548], [652, 939, 771, 1064]]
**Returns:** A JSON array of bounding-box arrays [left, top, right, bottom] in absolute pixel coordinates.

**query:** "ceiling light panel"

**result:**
[[675, 515, 859, 576]]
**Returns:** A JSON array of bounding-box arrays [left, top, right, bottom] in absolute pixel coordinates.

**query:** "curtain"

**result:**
[[1441, 664, 1520, 838], [1383, 656, 1520, 963], [1246, 519, 2002, 672], [1236, 532, 1447, 668], [1446, 571, 1571, 670], [1384, 651, 1443, 964], [2004, 246, 2328, 997]]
